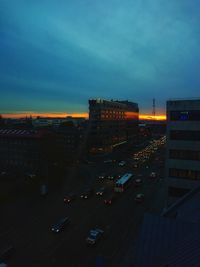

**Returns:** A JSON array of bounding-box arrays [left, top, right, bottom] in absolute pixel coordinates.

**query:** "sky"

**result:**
[[0, 0, 200, 117]]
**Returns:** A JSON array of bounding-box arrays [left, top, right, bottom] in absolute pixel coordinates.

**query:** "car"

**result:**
[[64, 193, 76, 203], [115, 174, 121, 180], [51, 217, 70, 233], [96, 187, 105, 196], [119, 161, 126, 166], [80, 188, 93, 199], [134, 193, 144, 203], [149, 171, 157, 179], [86, 228, 104, 245], [104, 194, 117, 205], [98, 173, 106, 180], [134, 178, 143, 187], [107, 174, 115, 180]]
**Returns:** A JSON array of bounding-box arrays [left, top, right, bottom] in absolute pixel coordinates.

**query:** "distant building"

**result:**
[[88, 99, 139, 153], [0, 129, 55, 176], [32, 116, 86, 128], [166, 99, 200, 205]]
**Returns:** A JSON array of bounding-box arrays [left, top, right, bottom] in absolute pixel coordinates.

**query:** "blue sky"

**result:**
[[0, 0, 200, 115]]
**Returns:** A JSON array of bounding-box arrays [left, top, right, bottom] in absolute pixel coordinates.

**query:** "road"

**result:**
[[0, 137, 166, 266]]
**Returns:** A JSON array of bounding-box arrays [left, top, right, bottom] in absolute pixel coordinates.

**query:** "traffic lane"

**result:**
[[9, 173, 162, 266], [2, 167, 96, 266], [4, 152, 165, 266], [38, 172, 162, 267], [36, 182, 129, 266]]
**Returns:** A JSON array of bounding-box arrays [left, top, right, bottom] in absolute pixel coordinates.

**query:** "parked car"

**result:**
[[134, 193, 144, 203], [86, 228, 104, 245], [119, 161, 126, 166], [51, 217, 70, 233], [64, 193, 76, 203]]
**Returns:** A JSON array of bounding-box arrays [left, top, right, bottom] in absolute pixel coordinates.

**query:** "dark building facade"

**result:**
[[166, 99, 200, 205], [0, 129, 56, 177], [88, 99, 139, 153]]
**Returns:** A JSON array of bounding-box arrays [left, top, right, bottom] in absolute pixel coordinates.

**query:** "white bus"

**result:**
[[114, 173, 133, 192]]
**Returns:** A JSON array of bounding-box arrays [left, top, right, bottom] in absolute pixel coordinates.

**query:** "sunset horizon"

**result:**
[[1, 112, 166, 121]]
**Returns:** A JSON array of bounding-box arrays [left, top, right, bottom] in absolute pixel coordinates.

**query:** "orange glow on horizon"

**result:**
[[1, 112, 89, 119], [139, 114, 166, 120], [1, 112, 166, 120]]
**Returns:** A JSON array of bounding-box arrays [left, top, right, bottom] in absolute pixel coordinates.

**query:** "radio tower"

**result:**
[[152, 98, 156, 121]]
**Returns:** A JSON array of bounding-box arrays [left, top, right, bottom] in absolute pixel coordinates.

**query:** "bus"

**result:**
[[114, 173, 133, 192]]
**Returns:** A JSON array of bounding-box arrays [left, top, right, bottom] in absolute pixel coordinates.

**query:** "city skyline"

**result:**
[[1, 1, 200, 115], [0, 111, 166, 121]]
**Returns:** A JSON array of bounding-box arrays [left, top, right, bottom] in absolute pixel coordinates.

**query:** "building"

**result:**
[[88, 99, 139, 153], [131, 185, 200, 267], [0, 128, 56, 177], [166, 99, 200, 205]]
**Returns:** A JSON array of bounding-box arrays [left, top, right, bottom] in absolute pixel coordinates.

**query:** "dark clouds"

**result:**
[[0, 0, 200, 114]]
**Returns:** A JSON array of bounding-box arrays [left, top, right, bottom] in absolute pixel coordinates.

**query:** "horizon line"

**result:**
[[1, 112, 166, 121]]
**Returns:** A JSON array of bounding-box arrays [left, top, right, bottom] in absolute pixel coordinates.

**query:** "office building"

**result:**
[[166, 99, 200, 205], [88, 99, 139, 153]]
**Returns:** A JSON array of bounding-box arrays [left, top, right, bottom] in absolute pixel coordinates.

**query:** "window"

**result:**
[[169, 168, 200, 180], [169, 149, 200, 161], [170, 110, 200, 121], [170, 130, 200, 141]]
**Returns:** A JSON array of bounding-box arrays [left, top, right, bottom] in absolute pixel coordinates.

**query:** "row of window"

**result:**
[[169, 149, 200, 161], [170, 130, 200, 141], [169, 168, 200, 180], [170, 110, 200, 121]]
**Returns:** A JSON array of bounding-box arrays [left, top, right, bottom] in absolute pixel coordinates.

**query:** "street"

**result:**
[[0, 137, 166, 267]]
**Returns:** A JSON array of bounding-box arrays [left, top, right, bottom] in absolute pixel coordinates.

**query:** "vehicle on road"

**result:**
[[86, 228, 104, 245], [104, 193, 117, 205], [134, 193, 144, 203], [149, 171, 157, 179], [98, 174, 106, 180], [134, 178, 143, 187], [107, 174, 115, 180], [96, 187, 105, 196], [119, 160, 126, 166], [40, 184, 48, 196], [80, 188, 94, 199], [64, 193, 76, 203], [51, 217, 70, 233], [114, 173, 133, 192]]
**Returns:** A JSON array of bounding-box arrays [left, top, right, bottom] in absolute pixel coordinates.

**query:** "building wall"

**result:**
[[88, 99, 139, 153], [166, 99, 200, 205]]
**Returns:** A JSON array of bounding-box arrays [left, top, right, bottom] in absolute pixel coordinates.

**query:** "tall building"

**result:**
[[88, 99, 139, 153], [166, 99, 200, 205]]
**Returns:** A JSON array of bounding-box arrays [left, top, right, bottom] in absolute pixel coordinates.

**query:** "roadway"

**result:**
[[0, 137, 166, 266]]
